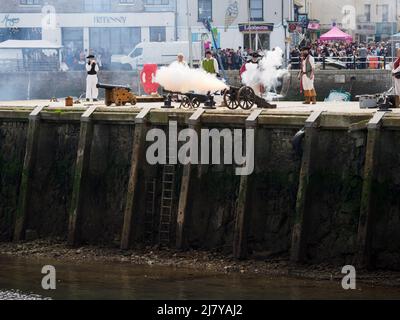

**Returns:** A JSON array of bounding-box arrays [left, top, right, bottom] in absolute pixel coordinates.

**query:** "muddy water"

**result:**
[[1, 255, 400, 300]]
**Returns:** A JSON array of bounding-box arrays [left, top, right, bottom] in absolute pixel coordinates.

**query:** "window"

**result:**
[[364, 4, 371, 22], [377, 4, 389, 22], [249, 0, 263, 21], [90, 27, 141, 55], [198, 0, 212, 22], [84, 0, 111, 12], [143, 0, 170, 4], [20, 0, 40, 4], [131, 47, 143, 58], [150, 27, 166, 42]]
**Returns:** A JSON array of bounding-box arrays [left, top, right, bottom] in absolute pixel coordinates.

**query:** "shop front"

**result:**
[[238, 23, 273, 51], [0, 12, 175, 55]]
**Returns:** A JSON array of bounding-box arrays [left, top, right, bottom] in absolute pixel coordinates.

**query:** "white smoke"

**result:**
[[241, 47, 288, 99], [155, 64, 228, 94]]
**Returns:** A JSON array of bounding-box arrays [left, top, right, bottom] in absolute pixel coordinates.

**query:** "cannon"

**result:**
[[96, 83, 137, 106], [179, 92, 216, 109], [162, 90, 216, 109], [223, 85, 277, 110]]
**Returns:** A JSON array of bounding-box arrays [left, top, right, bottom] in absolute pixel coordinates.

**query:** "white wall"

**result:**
[[176, 0, 292, 51]]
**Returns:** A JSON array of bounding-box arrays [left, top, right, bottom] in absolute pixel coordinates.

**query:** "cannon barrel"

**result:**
[[97, 83, 131, 92]]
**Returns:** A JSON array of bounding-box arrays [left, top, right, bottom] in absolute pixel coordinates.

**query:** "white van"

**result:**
[[111, 41, 202, 70]]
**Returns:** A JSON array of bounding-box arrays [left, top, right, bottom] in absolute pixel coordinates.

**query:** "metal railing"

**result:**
[[289, 55, 395, 70], [0, 59, 60, 72]]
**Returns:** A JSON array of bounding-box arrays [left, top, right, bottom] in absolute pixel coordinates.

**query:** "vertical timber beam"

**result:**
[[176, 109, 206, 250], [121, 107, 153, 250], [290, 110, 324, 263], [233, 109, 262, 260], [13, 106, 46, 241], [355, 111, 386, 269], [67, 106, 97, 246]]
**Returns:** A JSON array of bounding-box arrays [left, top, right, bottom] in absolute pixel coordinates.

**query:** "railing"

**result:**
[[0, 59, 60, 72], [289, 55, 396, 70]]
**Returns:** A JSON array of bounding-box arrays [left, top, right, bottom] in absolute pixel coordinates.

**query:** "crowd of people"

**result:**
[[218, 47, 265, 70], [290, 41, 393, 69], [61, 48, 112, 71]]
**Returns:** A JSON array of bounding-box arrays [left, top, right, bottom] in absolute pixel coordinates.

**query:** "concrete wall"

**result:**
[[0, 70, 392, 102], [1, 107, 400, 270]]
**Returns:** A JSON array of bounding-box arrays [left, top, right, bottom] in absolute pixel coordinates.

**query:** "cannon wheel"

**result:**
[[223, 89, 239, 110], [180, 96, 191, 109], [192, 98, 201, 109], [237, 86, 256, 110]]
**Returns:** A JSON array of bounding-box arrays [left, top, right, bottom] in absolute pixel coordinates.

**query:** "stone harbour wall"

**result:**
[[0, 106, 399, 270]]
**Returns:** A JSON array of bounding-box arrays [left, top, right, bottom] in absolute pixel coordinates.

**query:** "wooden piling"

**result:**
[[290, 110, 324, 263], [233, 109, 262, 260], [121, 107, 153, 250], [355, 111, 386, 269], [13, 106, 46, 241], [176, 109, 205, 250], [67, 106, 97, 246]]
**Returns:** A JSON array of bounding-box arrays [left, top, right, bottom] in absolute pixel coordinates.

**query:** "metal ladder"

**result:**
[[158, 164, 176, 246], [144, 179, 157, 244]]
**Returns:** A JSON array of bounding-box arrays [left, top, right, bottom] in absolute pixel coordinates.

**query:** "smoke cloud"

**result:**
[[241, 47, 288, 99], [155, 64, 228, 94]]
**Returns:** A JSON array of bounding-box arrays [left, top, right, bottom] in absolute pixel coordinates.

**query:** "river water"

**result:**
[[1, 255, 400, 300]]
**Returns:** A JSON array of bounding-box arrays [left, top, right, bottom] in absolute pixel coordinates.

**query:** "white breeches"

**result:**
[[302, 74, 315, 91], [394, 78, 400, 96], [86, 75, 99, 100]]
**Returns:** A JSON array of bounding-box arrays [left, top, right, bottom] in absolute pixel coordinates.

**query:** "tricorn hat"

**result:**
[[87, 55, 95, 59], [251, 52, 262, 58]]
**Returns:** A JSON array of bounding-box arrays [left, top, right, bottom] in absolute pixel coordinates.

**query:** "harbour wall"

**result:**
[[0, 106, 399, 270], [0, 70, 393, 101]]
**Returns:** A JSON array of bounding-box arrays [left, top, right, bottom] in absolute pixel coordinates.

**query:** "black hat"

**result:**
[[87, 55, 95, 59], [251, 52, 262, 58]]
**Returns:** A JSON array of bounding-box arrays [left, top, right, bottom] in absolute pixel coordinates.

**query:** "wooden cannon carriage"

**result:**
[[97, 83, 137, 106], [223, 85, 276, 110]]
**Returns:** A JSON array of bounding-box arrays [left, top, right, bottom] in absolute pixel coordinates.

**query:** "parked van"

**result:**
[[111, 41, 202, 70]]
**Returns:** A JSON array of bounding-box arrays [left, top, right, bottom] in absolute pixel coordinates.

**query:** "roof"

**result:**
[[294, 0, 304, 7], [0, 40, 63, 49], [320, 26, 353, 41]]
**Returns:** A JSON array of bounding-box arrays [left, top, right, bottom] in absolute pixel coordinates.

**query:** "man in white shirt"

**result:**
[[201, 50, 220, 76], [170, 53, 189, 68], [86, 55, 100, 102]]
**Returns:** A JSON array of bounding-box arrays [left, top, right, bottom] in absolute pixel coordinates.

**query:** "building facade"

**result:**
[[301, 0, 399, 41], [0, 0, 295, 57], [176, 0, 294, 51], [0, 0, 177, 55]]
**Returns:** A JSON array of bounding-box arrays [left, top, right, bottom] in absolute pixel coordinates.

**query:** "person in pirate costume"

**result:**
[[85, 54, 99, 102], [239, 52, 265, 96], [299, 46, 317, 104], [392, 48, 400, 108]]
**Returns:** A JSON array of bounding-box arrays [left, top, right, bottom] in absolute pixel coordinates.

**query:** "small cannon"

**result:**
[[97, 83, 137, 106], [163, 90, 216, 109], [223, 85, 277, 110], [179, 92, 216, 109]]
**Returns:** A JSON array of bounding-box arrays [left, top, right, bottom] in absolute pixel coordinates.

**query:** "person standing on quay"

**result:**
[[392, 49, 400, 108], [201, 50, 220, 76], [86, 54, 99, 102], [299, 46, 317, 105]]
